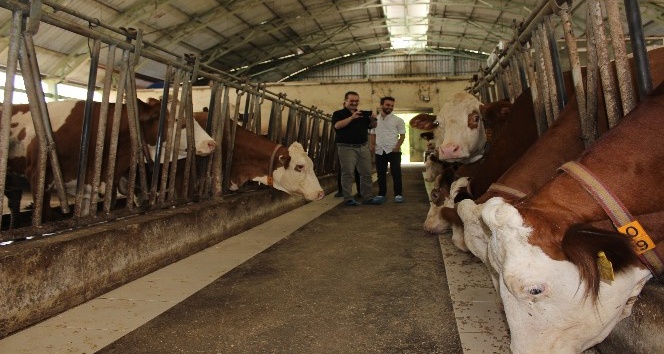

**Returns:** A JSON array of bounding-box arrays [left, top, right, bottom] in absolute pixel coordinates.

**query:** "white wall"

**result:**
[[134, 77, 470, 118]]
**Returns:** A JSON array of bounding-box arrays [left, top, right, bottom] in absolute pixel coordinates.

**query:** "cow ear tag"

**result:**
[[597, 251, 615, 284], [617, 220, 656, 254]]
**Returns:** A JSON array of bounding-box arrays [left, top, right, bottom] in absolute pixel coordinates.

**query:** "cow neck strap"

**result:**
[[487, 183, 527, 199], [465, 153, 483, 164], [267, 144, 283, 186], [559, 161, 664, 276]]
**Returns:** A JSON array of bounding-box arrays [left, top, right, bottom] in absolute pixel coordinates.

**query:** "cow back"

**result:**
[[466, 89, 537, 198]]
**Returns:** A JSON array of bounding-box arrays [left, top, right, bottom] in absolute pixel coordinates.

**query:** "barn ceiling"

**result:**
[[0, 0, 663, 86]]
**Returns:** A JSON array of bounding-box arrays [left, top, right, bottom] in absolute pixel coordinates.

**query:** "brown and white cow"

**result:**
[[142, 112, 325, 202], [410, 94, 512, 163], [479, 82, 664, 354], [224, 123, 324, 201], [423, 90, 535, 235], [423, 153, 444, 182], [424, 174, 469, 250], [453, 93, 588, 285], [8, 98, 215, 217], [456, 45, 664, 257]]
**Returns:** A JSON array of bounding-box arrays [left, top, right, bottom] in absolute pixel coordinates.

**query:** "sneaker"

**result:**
[[344, 199, 361, 206], [334, 191, 343, 198], [395, 195, 404, 203], [363, 196, 386, 205]]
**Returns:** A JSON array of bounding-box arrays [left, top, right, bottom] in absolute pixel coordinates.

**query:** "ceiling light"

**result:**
[[382, 0, 429, 50]]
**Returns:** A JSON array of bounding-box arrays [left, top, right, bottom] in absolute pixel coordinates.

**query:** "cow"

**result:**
[[125, 111, 325, 203], [478, 81, 664, 354], [419, 130, 436, 161], [452, 90, 536, 201], [224, 124, 325, 201], [6, 98, 215, 218], [423, 153, 444, 182], [454, 45, 664, 256], [410, 95, 512, 163], [422, 90, 536, 235], [424, 174, 469, 250], [452, 94, 588, 289]]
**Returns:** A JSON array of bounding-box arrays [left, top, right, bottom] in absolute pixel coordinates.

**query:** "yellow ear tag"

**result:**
[[618, 220, 656, 254], [597, 251, 615, 284], [267, 176, 274, 185]]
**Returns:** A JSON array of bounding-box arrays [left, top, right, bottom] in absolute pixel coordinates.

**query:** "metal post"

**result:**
[[624, 0, 652, 98], [74, 38, 101, 217]]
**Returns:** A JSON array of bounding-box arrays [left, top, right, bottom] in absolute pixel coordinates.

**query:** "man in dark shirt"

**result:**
[[332, 91, 384, 206]]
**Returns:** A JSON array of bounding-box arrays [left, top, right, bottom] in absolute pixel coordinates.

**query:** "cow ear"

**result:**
[[479, 102, 488, 118], [562, 224, 641, 302], [279, 155, 291, 169], [409, 114, 437, 130], [136, 98, 162, 122], [288, 142, 305, 154]]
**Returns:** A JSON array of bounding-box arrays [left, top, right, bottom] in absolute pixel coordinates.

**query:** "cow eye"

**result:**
[[526, 284, 546, 296], [294, 164, 304, 172], [472, 114, 480, 123], [431, 188, 439, 200], [433, 121, 440, 127]]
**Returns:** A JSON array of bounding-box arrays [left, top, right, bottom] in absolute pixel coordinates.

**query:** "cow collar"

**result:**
[[267, 144, 283, 186], [465, 153, 483, 164], [559, 161, 664, 277], [487, 183, 527, 199]]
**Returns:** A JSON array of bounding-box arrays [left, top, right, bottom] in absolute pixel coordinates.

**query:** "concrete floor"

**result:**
[[0, 164, 548, 354]]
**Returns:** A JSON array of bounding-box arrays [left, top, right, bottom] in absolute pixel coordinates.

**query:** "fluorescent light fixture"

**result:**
[[382, 0, 429, 49]]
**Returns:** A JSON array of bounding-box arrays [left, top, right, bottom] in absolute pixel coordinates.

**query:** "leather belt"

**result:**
[[337, 142, 367, 148]]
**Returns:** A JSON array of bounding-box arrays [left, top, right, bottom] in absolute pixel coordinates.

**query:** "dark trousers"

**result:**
[[375, 151, 402, 197]]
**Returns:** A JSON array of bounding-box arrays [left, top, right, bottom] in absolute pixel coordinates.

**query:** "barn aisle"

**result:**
[[1, 165, 501, 354]]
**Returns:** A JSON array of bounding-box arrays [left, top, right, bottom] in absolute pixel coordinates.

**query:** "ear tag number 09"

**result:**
[[618, 220, 655, 254]]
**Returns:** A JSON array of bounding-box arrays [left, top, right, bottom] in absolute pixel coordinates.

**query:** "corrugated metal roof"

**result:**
[[0, 0, 662, 85]]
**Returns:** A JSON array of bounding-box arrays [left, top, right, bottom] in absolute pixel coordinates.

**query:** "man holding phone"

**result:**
[[332, 91, 384, 206]]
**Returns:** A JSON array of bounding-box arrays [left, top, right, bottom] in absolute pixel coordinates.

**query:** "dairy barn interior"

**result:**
[[1, 0, 664, 353]]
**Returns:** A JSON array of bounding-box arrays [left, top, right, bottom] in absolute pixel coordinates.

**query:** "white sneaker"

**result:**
[[395, 195, 404, 203]]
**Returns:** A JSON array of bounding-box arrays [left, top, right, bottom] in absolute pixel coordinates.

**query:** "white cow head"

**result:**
[[456, 199, 491, 264], [271, 142, 324, 201], [424, 177, 469, 234], [149, 117, 216, 162], [435, 92, 486, 163], [481, 197, 652, 354], [457, 198, 501, 293], [423, 154, 444, 182]]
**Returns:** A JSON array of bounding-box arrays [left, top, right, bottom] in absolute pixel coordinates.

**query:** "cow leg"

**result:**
[[4, 189, 22, 230], [451, 223, 468, 252], [80, 184, 93, 216], [3, 174, 24, 230]]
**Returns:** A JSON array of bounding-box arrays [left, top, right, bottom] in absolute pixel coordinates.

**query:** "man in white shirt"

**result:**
[[369, 96, 406, 203]]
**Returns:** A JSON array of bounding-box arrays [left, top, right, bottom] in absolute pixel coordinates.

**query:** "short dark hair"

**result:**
[[380, 96, 395, 105], [344, 91, 359, 100]]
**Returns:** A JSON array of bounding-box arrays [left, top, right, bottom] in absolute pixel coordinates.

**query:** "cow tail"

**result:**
[[562, 224, 642, 303]]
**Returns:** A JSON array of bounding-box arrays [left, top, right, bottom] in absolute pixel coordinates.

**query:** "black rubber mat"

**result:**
[[97, 165, 462, 354]]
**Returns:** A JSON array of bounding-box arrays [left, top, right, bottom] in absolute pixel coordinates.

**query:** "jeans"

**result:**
[[336, 157, 360, 194], [375, 151, 402, 197], [337, 144, 373, 200]]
